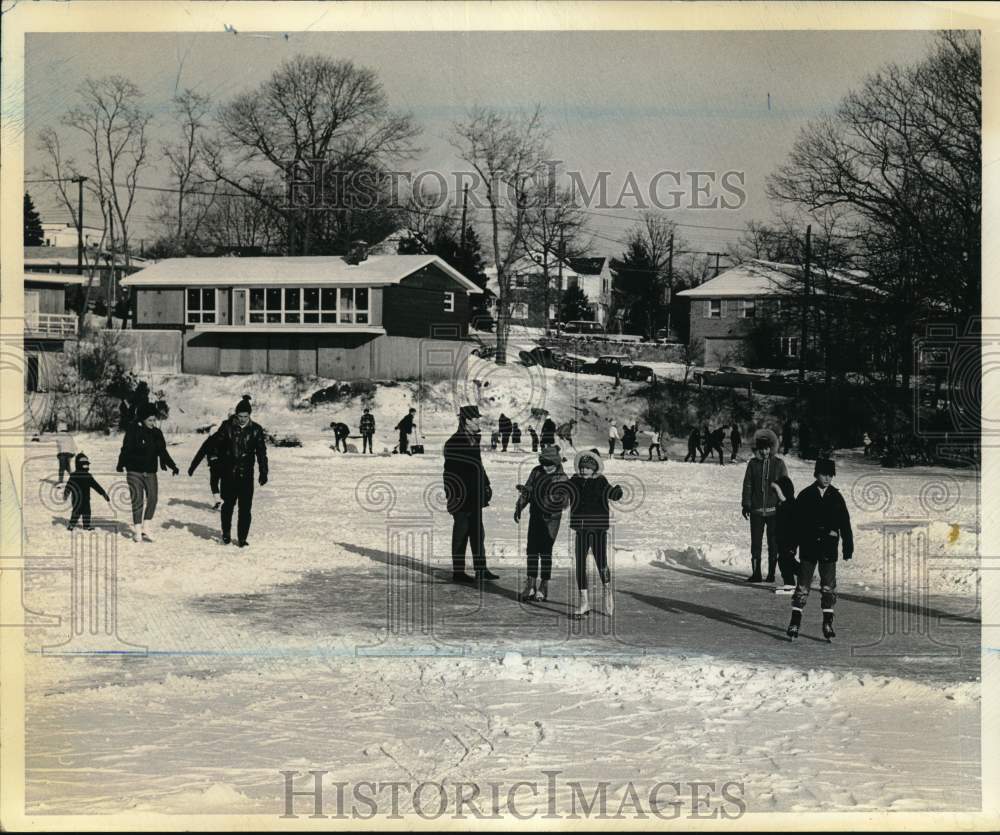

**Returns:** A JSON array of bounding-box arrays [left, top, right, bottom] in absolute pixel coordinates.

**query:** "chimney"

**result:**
[[345, 239, 369, 265]]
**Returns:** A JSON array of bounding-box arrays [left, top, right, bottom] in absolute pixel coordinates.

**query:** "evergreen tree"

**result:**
[[561, 284, 591, 322], [24, 192, 44, 246]]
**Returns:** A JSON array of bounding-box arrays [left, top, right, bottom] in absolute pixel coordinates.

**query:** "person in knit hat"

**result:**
[[66, 453, 110, 530], [116, 402, 178, 542], [209, 395, 269, 547], [787, 458, 853, 641], [567, 449, 624, 618], [514, 445, 570, 602]]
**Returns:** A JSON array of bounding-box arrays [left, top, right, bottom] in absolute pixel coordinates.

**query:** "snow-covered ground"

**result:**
[[17, 369, 981, 817]]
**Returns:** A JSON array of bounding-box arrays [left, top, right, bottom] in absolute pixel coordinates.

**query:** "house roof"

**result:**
[[676, 259, 874, 299], [23, 272, 86, 286], [25, 245, 148, 267], [120, 254, 483, 293], [568, 256, 608, 276]]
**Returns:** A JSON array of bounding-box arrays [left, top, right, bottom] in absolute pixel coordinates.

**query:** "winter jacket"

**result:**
[[211, 417, 269, 481], [360, 413, 375, 435], [609, 424, 619, 440], [55, 433, 77, 456], [794, 483, 854, 563], [332, 422, 350, 439], [498, 415, 512, 436], [511, 426, 522, 443], [706, 428, 727, 449], [117, 423, 177, 474], [188, 434, 221, 475], [443, 427, 492, 513], [515, 464, 570, 539], [540, 419, 556, 446], [741, 455, 788, 515], [773, 475, 797, 554], [687, 428, 702, 450], [396, 413, 415, 435], [568, 474, 623, 530], [67, 470, 109, 508]]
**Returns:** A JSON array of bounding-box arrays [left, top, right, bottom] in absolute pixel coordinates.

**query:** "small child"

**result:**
[[514, 445, 570, 602], [67, 453, 110, 530], [647, 427, 663, 461], [54, 422, 77, 484], [772, 475, 799, 591], [528, 426, 539, 452], [490, 428, 500, 451], [568, 450, 624, 618], [511, 423, 522, 447], [188, 432, 224, 510], [787, 459, 854, 640]]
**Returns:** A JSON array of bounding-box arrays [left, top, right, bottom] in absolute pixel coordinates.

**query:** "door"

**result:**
[[232, 288, 247, 326]]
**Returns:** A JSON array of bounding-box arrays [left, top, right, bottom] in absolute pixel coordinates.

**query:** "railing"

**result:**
[[25, 313, 78, 337]]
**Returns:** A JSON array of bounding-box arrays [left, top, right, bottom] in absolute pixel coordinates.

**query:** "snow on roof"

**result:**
[[676, 259, 875, 298], [121, 254, 483, 293], [23, 272, 86, 286]]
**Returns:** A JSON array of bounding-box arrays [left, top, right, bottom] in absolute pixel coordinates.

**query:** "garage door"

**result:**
[[704, 338, 744, 367]]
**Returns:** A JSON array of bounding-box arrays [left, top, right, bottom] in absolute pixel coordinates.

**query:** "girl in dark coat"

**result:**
[[514, 446, 570, 601], [116, 403, 178, 542], [568, 450, 624, 618]]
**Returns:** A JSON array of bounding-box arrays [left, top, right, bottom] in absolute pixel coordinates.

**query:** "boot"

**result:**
[[787, 609, 802, 639], [746, 559, 763, 582], [602, 582, 614, 616], [452, 571, 475, 585], [765, 557, 777, 583], [537, 579, 549, 602], [520, 577, 537, 602], [571, 589, 591, 619], [822, 612, 836, 640], [476, 568, 500, 582]]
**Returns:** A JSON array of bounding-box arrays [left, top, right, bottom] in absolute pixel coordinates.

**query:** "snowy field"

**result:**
[[17, 369, 982, 818]]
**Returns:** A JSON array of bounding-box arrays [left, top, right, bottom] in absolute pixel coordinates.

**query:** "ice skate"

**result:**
[[774, 584, 796, 595], [476, 568, 500, 582], [602, 583, 615, 616], [746, 559, 763, 582], [141, 532, 154, 543], [571, 590, 591, 619], [212, 500, 222, 510], [520, 578, 537, 602], [786, 610, 802, 640], [822, 613, 836, 641], [537, 579, 549, 602]]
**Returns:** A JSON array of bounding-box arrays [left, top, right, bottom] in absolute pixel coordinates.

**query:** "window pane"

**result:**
[[249, 313, 264, 324], [266, 288, 281, 310], [187, 288, 200, 310], [356, 312, 369, 324], [340, 288, 354, 311], [285, 288, 300, 310], [355, 288, 368, 310], [321, 312, 337, 323], [321, 288, 338, 311], [186, 312, 199, 324], [250, 288, 264, 310], [304, 288, 319, 310], [340, 311, 354, 324], [267, 312, 281, 324], [202, 312, 216, 324], [304, 312, 319, 324], [202, 288, 214, 309], [285, 312, 300, 324]]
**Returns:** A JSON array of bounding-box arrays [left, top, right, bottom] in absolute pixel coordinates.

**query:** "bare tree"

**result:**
[[450, 105, 549, 363], [205, 54, 420, 255]]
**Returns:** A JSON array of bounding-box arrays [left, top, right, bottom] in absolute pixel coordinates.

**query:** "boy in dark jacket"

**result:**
[[395, 408, 416, 455], [568, 450, 624, 618], [772, 475, 799, 591], [359, 407, 376, 454], [67, 453, 110, 530], [787, 458, 854, 640], [210, 396, 269, 547], [188, 432, 224, 509], [514, 445, 570, 602]]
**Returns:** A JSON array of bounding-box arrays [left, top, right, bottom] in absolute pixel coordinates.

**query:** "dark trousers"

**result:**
[[749, 512, 777, 567], [531, 437, 539, 452], [777, 547, 799, 586], [208, 461, 222, 496], [362, 432, 374, 453], [501, 432, 510, 451], [609, 439, 617, 456], [684, 443, 700, 462], [701, 443, 724, 464], [126, 471, 158, 524], [451, 509, 486, 572], [221, 473, 254, 543], [335, 435, 349, 452], [57, 453, 73, 483], [69, 497, 91, 528], [648, 443, 661, 460], [792, 559, 837, 611], [574, 528, 609, 590], [398, 431, 409, 455], [731, 443, 741, 461], [526, 515, 556, 581]]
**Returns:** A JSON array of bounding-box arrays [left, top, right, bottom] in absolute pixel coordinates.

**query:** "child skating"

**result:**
[[66, 453, 110, 530], [514, 446, 570, 602], [786, 458, 854, 640], [567, 450, 624, 619]]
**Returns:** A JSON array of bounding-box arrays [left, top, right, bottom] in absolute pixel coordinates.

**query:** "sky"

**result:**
[[24, 29, 938, 257]]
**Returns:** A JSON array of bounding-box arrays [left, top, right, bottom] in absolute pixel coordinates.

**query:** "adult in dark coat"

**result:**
[[117, 402, 178, 542], [788, 458, 853, 640], [700, 425, 727, 465], [443, 405, 496, 583], [514, 445, 570, 601], [359, 407, 375, 454], [498, 413, 512, 452], [540, 417, 557, 448], [210, 395, 268, 547], [188, 431, 224, 509], [684, 427, 702, 462], [395, 408, 416, 455]]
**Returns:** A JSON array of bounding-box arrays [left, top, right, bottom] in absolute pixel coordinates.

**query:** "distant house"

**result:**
[[120, 246, 483, 378], [484, 253, 595, 327], [23, 273, 83, 392], [567, 256, 614, 326], [40, 221, 104, 249], [676, 259, 875, 367]]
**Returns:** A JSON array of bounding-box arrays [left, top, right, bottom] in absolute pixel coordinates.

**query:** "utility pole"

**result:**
[[799, 224, 812, 385], [74, 176, 87, 274], [106, 200, 115, 329], [459, 183, 469, 250], [665, 233, 675, 337], [556, 229, 565, 336], [714, 252, 721, 277]]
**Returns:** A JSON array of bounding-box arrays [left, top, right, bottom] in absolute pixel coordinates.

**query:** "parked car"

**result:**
[[698, 367, 767, 388], [560, 353, 589, 373], [581, 354, 657, 383], [519, 346, 562, 369], [561, 320, 605, 336]]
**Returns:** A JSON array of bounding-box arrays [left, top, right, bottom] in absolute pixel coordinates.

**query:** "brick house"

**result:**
[[677, 259, 873, 367], [120, 248, 483, 378]]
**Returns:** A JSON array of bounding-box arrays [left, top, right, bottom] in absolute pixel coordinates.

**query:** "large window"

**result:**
[[708, 299, 722, 319], [248, 286, 369, 324], [186, 288, 217, 324], [740, 298, 756, 319], [779, 336, 800, 358]]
